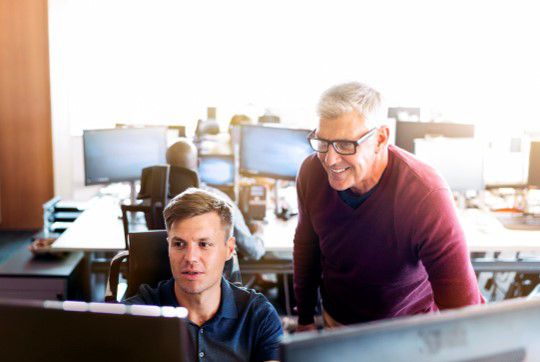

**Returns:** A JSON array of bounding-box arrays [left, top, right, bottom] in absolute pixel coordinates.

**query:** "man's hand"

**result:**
[[296, 323, 317, 333]]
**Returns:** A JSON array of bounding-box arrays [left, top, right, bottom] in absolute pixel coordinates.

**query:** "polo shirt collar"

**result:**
[[166, 277, 238, 319]]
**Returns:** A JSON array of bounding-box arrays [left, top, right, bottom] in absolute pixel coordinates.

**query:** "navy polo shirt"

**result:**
[[124, 278, 283, 362]]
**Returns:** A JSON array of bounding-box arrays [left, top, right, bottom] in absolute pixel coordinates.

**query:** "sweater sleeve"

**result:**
[[293, 160, 322, 325], [413, 188, 484, 309]]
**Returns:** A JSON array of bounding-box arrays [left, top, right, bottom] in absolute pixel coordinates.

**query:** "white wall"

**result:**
[[48, 0, 540, 198]]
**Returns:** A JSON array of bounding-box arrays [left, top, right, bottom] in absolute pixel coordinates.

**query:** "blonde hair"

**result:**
[[163, 187, 233, 239]]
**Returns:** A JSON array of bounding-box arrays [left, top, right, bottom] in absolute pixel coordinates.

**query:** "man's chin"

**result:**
[[328, 177, 350, 192]]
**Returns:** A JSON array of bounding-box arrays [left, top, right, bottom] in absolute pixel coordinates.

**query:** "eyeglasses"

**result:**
[[307, 128, 378, 155]]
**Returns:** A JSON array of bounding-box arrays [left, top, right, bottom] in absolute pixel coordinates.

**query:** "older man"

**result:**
[[294, 82, 483, 331], [125, 188, 282, 361]]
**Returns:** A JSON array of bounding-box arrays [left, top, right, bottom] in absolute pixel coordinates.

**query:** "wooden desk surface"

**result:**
[[51, 197, 126, 252], [0, 249, 84, 277]]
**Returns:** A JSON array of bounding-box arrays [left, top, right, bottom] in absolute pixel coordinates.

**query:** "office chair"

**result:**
[[168, 166, 200, 199], [121, 165, 170, 248], [105, 230, 242, 302]]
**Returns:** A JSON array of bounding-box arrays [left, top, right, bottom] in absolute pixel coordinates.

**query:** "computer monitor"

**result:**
[[0, 299, 191, 362], [395, 121, 475, 153], [198, 154, 235, 187], [414, 138, 484, 192], [280, 297, 540, 362], [528, 141, 540, 188], [83, 127, 168, 185], [239, 125, 313, 181]]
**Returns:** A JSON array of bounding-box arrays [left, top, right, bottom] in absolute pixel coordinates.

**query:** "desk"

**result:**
[[258, 208, 540, 255], [51, 197, 126, 253], [0, 249, 84, 300], [50, 197, 130, 301]]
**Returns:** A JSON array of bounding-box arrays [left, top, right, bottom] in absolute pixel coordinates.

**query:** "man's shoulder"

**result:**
[[297, 153, 326, 187], [123, 279, 175, 306], [389, 145, 448, 193], [227, 281, 277, 316]]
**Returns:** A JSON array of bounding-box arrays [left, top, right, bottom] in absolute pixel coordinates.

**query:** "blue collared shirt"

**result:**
[[125, 278, 283, 362]]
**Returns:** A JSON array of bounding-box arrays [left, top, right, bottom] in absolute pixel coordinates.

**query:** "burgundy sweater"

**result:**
[[293, 145, 484, 325]]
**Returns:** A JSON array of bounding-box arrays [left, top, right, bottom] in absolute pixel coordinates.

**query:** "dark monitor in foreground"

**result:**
[[395, 121, 475, 153], [0, 299, 190, 362], [280, 297, 540, 362], [240, 125, 313, 181], [528, 141, 540, 187], [83, 127, 168, 185], [198, 154, 235, 187]]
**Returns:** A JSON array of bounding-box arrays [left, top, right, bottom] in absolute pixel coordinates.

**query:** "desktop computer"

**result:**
[[281, 297, 540, 361], [239, 124, 313, 219], [83, 127, 168, 186], [239, 124, 313, 181], [198, 154, 235, 187], [0, 299, 191, 362]]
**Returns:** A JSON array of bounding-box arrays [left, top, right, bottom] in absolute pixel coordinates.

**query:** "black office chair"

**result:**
[[105, 230, 242, 302], [168, 166, 200, 199], [121, 165, 170, 248]]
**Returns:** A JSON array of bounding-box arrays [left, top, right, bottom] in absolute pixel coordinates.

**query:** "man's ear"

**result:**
[[225, 236, 236, 260], [376, 125, 390, 150]]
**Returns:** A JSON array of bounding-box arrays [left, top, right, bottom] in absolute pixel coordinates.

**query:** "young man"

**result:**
[[294, 81, 484, 331], [125, 188, 282, 361]]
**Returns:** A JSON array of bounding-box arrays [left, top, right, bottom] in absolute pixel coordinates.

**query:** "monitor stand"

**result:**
[[129, 180, 137, 204]]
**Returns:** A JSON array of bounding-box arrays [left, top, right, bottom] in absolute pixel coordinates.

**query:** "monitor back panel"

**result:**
[[281, 298, 540, 362], [0, 300, 189, 362]]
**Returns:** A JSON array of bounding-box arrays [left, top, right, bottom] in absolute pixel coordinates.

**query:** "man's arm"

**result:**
[[231, 202, 265, 260], [293, 167, 322, 327], [413, 189, 484, 308]]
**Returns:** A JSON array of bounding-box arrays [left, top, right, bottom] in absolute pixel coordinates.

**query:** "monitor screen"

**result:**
[[0, 299, 191, 362], [280, 297, 540, 362], [240, 125, 313, 181], [414, 138, 484, 192], [528, 141, 540, 187], [198, 154, 235, 186], [395, 121, 475, 153], [83, 127, 168, 185]]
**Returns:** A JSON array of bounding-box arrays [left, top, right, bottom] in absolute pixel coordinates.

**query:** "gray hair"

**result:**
[[317, 82, 384, 127], [163, 187, 233, 239]]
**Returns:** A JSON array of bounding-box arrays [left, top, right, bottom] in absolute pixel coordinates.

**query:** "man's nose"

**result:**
[[184, 243, 201, 261], [323, 144, 341, 166]]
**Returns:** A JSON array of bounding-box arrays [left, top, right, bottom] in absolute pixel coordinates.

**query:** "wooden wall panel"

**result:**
[[0, 0, 53, 229]]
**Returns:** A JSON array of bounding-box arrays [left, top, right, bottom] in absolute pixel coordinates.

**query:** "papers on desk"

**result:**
[[459, 208, 540, 253], [458, 209, 505, 234]]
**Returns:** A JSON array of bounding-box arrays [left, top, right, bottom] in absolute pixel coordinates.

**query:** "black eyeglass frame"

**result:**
[[307, 127, 378, 155]]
